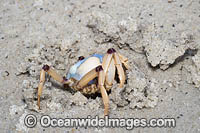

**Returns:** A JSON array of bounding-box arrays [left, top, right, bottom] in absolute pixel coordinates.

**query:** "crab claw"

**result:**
[[102, 48, 115, 74], [76, 66, 99, 89]]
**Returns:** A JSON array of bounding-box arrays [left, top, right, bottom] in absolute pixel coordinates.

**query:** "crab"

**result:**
[[37, 48, 129, 116]]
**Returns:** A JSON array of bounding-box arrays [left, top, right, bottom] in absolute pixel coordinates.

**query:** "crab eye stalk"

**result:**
[[107, 48, 116, 54]]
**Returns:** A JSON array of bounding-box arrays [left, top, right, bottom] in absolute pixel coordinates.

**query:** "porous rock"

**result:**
[[125, 66, 159, 109], [71, 91, 88, 106], [87, 11, 198, 70], [185, 51, 200, 89]]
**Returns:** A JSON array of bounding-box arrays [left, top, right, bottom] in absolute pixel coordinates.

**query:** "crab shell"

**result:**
[[66, 54, 116, 93], [67, 54, 103, 81]]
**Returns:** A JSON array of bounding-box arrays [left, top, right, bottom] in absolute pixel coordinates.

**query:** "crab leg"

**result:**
[[37, 65, 64, 109], [77, 65, 109, 116], [102, 49, 114, 74], [37, 69, 45, 109], [97, 66, 109, 116], [48, 68, 64, 83], [105, 58, 116, 89], [77, 67, 98, 89], [118, 53, 129, 69], [113, 52, 125, 88]]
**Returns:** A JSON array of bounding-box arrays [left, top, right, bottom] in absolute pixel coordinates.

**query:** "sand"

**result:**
[[0, 0, 200, 132]]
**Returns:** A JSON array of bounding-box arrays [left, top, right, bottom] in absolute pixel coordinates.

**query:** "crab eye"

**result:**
[[78, 56, 85, 60]]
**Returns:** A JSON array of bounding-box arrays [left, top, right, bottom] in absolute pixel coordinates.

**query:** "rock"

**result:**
[[125, 66, 159, 109], [87, 12, 144, 52], [87, 11, 119, 44], [144, 27, 197, 70], [185, 51, 200, 89], [145, 39, 187, 69], [87, 12, 198, 70], [88, 98, 100, 110], [71, 92, 88, 106], [110, 84, 128, 107]]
